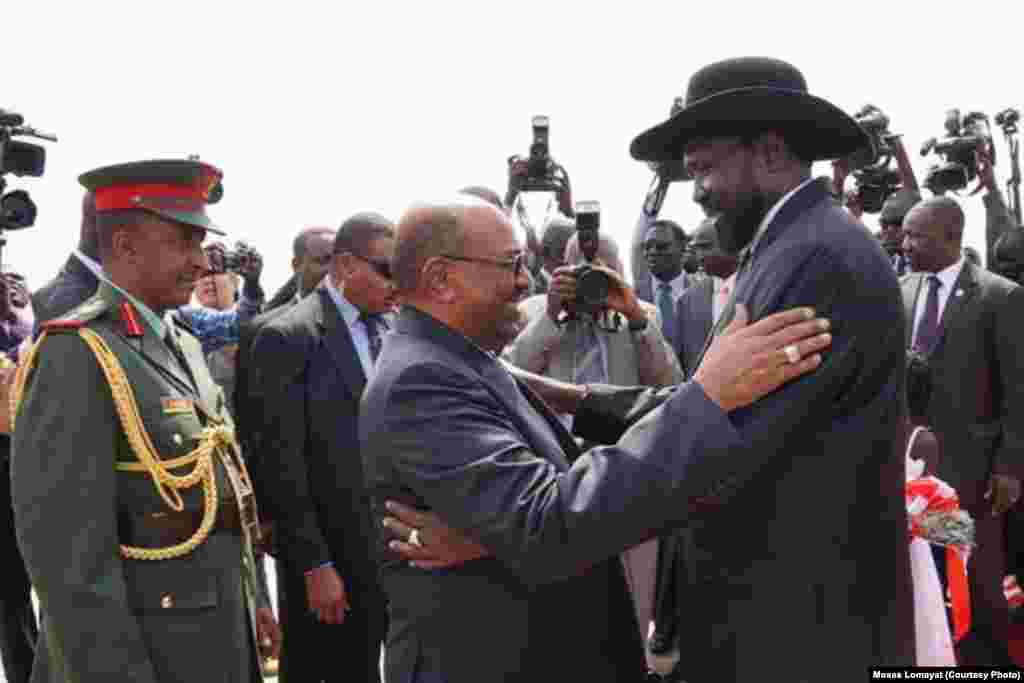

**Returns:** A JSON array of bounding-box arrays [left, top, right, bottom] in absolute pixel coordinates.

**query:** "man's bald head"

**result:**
[[457, 186, 505, 212], [393, 196, 505, 295], [907, 196, 965, 243], [902, 196, 966, 273]]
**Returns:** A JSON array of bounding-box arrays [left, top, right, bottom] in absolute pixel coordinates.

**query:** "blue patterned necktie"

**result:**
[[913, 275, 942, 355], [656, 281, 676, 344]]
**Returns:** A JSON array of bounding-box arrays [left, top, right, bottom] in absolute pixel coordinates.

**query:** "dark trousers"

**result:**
[[280, 567, 386, 683], [0, 456, 38, 683]]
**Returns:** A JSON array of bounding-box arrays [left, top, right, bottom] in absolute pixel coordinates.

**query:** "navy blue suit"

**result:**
[[575, 180, 913, 680], [251, 287, 385, 683], [361, 307, 757, 683]]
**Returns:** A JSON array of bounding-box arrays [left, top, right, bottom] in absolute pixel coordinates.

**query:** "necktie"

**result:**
[[656, 282, 676, 344], [913, 275, 942, 355], [359, 313, 385, 362]]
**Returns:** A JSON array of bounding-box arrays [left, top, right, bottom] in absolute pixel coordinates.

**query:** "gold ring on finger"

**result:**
[[408, 528, 424, 547], [783, 344, 800, 364]]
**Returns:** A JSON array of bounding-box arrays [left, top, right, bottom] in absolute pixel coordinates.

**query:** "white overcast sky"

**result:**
[[3, 1, 1021, 292]]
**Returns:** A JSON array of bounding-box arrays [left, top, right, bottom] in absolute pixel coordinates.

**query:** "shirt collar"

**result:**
[[749, 177, 817, 257], [652, 270, 688, 297], [930, 256, 965, 291], [324, 275, 362, 329], [80, 251, 166, 339], [96, 280, 167, 339]]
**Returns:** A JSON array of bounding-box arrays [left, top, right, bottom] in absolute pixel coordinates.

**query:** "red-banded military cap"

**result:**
[[78, 159, 226, 235]]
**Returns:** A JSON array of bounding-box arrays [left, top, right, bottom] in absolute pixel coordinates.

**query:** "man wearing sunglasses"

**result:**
[[250, 211, 395, 683]]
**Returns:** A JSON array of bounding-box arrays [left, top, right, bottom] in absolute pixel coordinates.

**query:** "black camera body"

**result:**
[[566, 201, 612, 317], [519, 115, 563, 193], [920, 109, 991, 194], [855, 166, 902, 214]]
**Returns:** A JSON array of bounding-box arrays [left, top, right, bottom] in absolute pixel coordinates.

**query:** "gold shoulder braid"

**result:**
[[11, 329, 259, 561]]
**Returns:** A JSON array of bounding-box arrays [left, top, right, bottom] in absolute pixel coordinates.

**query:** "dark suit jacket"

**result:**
[[901, 263, 1024, 494], [264, 274, 300, 313], [361, 306, 773, 682], [575, 180, 914, 680], [672, 277, 714, 379], [30, 254, 100, 326], [250, 288, 382, 598]]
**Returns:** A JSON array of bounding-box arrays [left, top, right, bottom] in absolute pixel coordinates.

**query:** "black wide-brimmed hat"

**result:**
[[630, 57, 869, 163]]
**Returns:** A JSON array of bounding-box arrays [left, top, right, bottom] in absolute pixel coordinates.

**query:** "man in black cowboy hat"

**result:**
[[628, 57, 912, 678]]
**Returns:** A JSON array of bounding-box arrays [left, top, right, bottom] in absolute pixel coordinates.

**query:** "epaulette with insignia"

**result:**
[[62, 294, 112, 326]]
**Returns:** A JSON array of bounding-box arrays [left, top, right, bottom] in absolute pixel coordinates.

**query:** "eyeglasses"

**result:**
[[352, 253, 393, 280], [442, 252, 526, 278]]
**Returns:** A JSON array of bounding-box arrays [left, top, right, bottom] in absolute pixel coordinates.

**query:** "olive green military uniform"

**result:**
[[12, 281, 265, 683], [11, 159, 265, 683]]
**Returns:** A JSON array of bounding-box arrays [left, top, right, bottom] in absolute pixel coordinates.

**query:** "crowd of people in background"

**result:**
[[0, 54, 1022, 683]]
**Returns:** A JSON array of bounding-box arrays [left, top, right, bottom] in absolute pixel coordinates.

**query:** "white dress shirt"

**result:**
[[712, 274, 736, 325], [323, 276, 390, 379], [911, 257, 965, 345]]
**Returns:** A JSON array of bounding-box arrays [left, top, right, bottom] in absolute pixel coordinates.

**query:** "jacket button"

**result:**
[[160, 594, 174, 609]]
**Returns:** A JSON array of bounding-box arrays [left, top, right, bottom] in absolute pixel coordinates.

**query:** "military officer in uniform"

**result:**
[[10, 159, 278, 682]]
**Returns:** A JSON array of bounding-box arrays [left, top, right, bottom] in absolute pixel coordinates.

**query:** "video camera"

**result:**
[[920, 108, 992, 195], [568, 200, 612, 317], [646, 97, 692, 183], [0, 108, 56, 234], [847, 105, 901, 214]]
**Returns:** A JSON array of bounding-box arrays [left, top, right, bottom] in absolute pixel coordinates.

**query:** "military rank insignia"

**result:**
[[121, 302, 143, 338]]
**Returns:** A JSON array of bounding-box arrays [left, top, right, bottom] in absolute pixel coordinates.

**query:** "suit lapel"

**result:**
[[932, 262, 979, 356], [902, 274, 923, 349], [699, 278, 714, 340], [316, 289, 367, 401]]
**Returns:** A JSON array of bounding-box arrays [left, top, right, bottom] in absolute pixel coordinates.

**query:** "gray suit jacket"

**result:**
[[502, 294, 683, 389], [901, 263, 1024, 494], [361, 306, 755, 682], [672, 277, 714, 379]]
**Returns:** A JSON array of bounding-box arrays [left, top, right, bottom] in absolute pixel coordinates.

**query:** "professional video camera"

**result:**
[[846, 105, 901, 214], [920, 109, 992, 195], [0, 109, 56, 238], [566, 200, 613, 318], [994, 108, 1021, 227], [646, 97, 692, 183]]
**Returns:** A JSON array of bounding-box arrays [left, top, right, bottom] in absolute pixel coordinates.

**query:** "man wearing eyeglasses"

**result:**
[[250, 212, 395, 683]]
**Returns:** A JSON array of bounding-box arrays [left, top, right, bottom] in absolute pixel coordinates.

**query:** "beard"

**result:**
[[713, 190, 773, 255]]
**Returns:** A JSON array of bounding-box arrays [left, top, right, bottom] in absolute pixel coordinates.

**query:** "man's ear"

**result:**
[[334, 252, 357, 280], [110, 227, 139, 263], [291, 256, 302, 273], [422, 257, 455, 303]]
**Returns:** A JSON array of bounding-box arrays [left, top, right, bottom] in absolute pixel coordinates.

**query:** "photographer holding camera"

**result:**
[[502, 209, 682, 648], [176, 240, 265, 357]]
